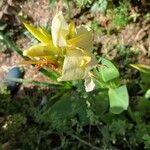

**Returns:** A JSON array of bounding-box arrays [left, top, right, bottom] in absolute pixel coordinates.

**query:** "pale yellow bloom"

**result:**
[[22, 12, 98, 92], [51, 11, 69, 47], [53, 13, 97, 92]]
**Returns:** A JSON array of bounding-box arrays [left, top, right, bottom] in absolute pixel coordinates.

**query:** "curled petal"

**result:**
[[84, 76, 95, 92], [51, 11, 69, 47]]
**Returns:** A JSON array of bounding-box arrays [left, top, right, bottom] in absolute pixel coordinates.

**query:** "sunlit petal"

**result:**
[[58, 47, 97, 81], [51, 11, 69, 47], [23, 43, 55, 57], [68, 21, 76, 38], [68, 25, 93, 51], [23, 22, 51, 44], [58, 48, 84, 81]]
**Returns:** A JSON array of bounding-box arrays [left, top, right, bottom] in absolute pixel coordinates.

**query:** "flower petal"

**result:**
[[23, 43, 55, 57], [58, 48, 85, 81], [58, 47, 97, 81], [23, 22, 51, 45], [23, 22, 60, 54], [68, 25, 93, 51], [51, 11, 69, 47], [68, 21, 76, 38], [84, 76, 95, 92]]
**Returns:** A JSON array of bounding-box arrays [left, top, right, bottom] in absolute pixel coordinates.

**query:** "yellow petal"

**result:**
[[23, 43, 55, 57], [58, 47, 84, 81], [58, 47, 97, 81], [38, 27, 52, 40], [80, 56, 91, 68], [68, 21, 76, 38], [23, 22, 52, 45], [23, 22, 60, 54], [68, 26, 93, 51], [51, 11, 69, 47]]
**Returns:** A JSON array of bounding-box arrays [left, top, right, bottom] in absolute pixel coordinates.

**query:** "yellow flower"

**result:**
[[52, 12, 97, 92], [22, 11, 98, 92]]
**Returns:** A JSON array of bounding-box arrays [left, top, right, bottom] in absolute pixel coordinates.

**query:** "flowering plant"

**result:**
[[22, 11, 97, 92], [21, 11, 129, 114]]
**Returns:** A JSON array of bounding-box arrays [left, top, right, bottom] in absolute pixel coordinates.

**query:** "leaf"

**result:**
[[108, 85, 129, 114], [145, 89, 150, 99], [41, 92, 83, 123], [137, 97, 150, 114], [131, 64, 150, 91], [92, 91, 109, 115], [130, 64, 150, 75], [40, 68, 59, 81], [99, 58, 119, 82]]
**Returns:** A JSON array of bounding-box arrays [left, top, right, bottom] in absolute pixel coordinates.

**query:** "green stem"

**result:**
[[1, 33, 24, 57], [127, 106, 136, 123], [70, 134, 100, 150]]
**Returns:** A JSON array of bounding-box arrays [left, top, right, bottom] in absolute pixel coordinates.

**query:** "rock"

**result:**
[[4, 67, 24, 94]]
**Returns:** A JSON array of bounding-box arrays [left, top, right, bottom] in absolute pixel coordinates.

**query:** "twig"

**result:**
[[70, 134, 100, 150]]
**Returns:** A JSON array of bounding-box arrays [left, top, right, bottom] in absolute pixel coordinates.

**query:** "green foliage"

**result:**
[[143, 134, 150, 149], [0, 81, 150, 149], [98, 58, 119, 82], [109, 85, 129, 114], [91, 0, 108, 13], [0, 22, 9, 52], [112, 2, 129, 28], [76, 0, 92, 8], [93, 58, 129, 114], [0, 0, 150, 149]]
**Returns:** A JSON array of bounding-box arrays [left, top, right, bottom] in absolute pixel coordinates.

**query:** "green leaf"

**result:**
[[99, 58, 119, 82], [39, 68, 59, 81], [108, 85, 129, 114], [145, 89, 150, 99], [92, 91, 109, 115], [137, 97, 150, 114]]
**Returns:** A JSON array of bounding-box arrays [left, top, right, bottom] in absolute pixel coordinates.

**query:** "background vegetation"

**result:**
[[0, 0, 150, 149]]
